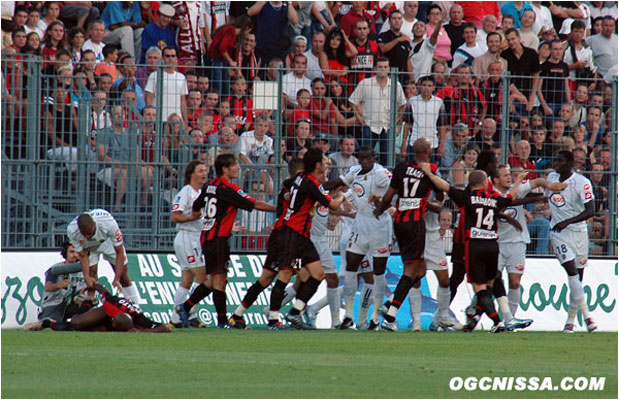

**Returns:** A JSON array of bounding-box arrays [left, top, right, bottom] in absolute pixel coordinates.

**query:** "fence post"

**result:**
[[151, 62, 166, 247], [76, 97, 90, 211], [388, 68, 398, 168], [273, 65, 284, 204], [27, 55, 42, 246], [500, 71, 511, 165], [608, 76, 617, 253]]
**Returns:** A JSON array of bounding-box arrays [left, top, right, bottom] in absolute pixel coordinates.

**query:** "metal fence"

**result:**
[[1, 54, 617, 257]]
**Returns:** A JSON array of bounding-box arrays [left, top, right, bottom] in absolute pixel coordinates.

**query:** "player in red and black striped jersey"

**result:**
[[176, 154, 276, 328], [373, 138, 440, 331], [70, 284, 170, 333], [421, 164, 531, 333], [228, 158, 305, 330], [349, 19, 380, 95], [278, 148, 346, 329]]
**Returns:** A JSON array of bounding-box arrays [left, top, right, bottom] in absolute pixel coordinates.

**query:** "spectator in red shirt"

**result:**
[[319, 27, 357, 87], [186, 90, 204, 128], [508, 139, 538, 179], [457, 1, 501, 30], [339, 2, 377, 38], [286, 88, 311, 137], [309, 78, 336, 137], [41, 20, 68, 68], [225, 75, 253, 132]]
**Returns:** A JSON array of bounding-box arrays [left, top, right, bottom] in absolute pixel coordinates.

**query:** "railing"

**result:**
[[1, 54, 617, 257]]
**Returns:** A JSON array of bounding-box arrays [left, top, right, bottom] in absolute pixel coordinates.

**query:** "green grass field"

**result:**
[[1, 329, 617, 399]]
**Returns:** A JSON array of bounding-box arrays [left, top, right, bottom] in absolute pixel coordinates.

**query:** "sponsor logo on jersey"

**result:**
[[584, 183, 593, 200], [172, 203, 180, 211], [504, 207, 517, 218], [115, 229, 123, 243], [352, 182, 365, 197], [187, 255, 195, 263], [316, 205, 329, 217], [549, 193, 566, 207], [237, 189, 247, 197]]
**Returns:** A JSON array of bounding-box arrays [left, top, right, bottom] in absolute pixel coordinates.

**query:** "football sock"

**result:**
[[508, 288, 520, 316], [173, 286, 190, 306], [449, 261, 465, 303], [568, 274, 589, 318], [409, 287, 421, 324], [309, 294, 329, 313], [212, 289, 227, 325], [437, 285, 451, 319], [291, 277, 321, 314], [281, 284, 297, 307], [122, 283, 141, 305], [386, 275, 413, 323], [497, 296, 513, 322], [326, 287, 340, 326], [357, 283, 373, 324], [235, 281, 265, 316], [343, 269, 357, 319], [371, 273, 387, 321], [268, 279, 287, 320], [477, 289, 500, 325], [183, 283, 211, 312]]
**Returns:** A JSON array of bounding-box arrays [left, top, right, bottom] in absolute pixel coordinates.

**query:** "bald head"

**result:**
[[77, 213, 95, 234], [468, 170, 488, 188], [412, 138, 432, 157], [112, 313, 134, 332]]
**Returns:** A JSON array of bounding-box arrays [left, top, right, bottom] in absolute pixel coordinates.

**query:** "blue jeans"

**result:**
[[527, 218, 551, 255], [205, 56, 230, 97], [361, 126, 389, 165]]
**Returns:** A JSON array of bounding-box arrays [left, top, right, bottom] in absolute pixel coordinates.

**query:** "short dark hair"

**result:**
[[504, 28, 519, 37], [556, 150, 574, 163], [570, 19, 586, 31], [502, 14, 515, 23], [462, 22, 477, 33], [486, 31, 501, 43], [376, 56, 390, 65], [287, 157, 304, 176], [426, 4, 441, 17], [60, 240, 72, 259], [303, 148, 324, 173], [418, 75, 435, 85], [102, 44, 118, 57], [389, 9, 403, 20], [296, 88, 310, 97], [214, 153, 237, 177], [602, 15, 616, 23]]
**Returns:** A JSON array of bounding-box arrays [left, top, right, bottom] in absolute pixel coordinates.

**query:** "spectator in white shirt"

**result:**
[[452, 22, 486, 68], [282, 54, 312, 108], [518, 9, 539, 50], [588, 16, 618, 77], [530, 1, 553, 35], [144, 47, 188, 122], [409, 19, 441, 82], [82, 20, 106, 63], [238, 113, 274, 166]]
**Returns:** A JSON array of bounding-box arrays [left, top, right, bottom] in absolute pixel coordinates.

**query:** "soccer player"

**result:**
[[67, 209, 141, 305], [169, 160, 210, 328], [420, 165, 530, 333], [228, 158, 305, 330], [373, 138, 439, 332], [24, 241, 93, 331], [278, 148, 346, 329], [493, 164, 567, 330], [71, 284, 170, 333], [176, 154, 277, 328], [545, 151, 597, 333], [328, 147, 393, 330], [408, 195, 460, 332]]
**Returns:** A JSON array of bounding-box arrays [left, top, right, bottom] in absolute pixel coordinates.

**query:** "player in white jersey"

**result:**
[[169, 160, 210, 327], [545, 151, 597, 333], [407, 191, 462, 332], [326, 147, 393, 330], [67, 209, 141, 304], [493, 164, 567, 330]]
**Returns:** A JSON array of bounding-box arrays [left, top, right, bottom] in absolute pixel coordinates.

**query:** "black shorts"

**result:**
[[203, 237, 230, 275], [276, 226, 320, 270], [394, 220, 425, 263], [465, 239, 499, 284], [262, 229, 282, 272], [452, 241, 464, 266]]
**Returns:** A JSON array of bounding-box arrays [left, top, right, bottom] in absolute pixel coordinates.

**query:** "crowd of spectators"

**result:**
[[1, 1, 617, 254]]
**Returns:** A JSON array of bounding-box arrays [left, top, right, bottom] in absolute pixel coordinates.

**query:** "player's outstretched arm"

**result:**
[[528, 178, 568, 192], [419, 162, 450, 193], [254, 200, 277, 212], [328, 191, 346, 211], [508, 171, 529, 199], [551, 201, 595, 232], [426, 201, 443, 214]]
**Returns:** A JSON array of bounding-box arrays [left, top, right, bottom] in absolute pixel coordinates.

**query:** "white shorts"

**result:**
[[498, 242, 526, 275], [550, 229, 589, 267], [339, 233, 372, 274], [174, 230, 205, 270], [88, 240, 128, 267], [312, 238, 337, 274], [424, 230, 448, 271], [347, 214, 392, 258]]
